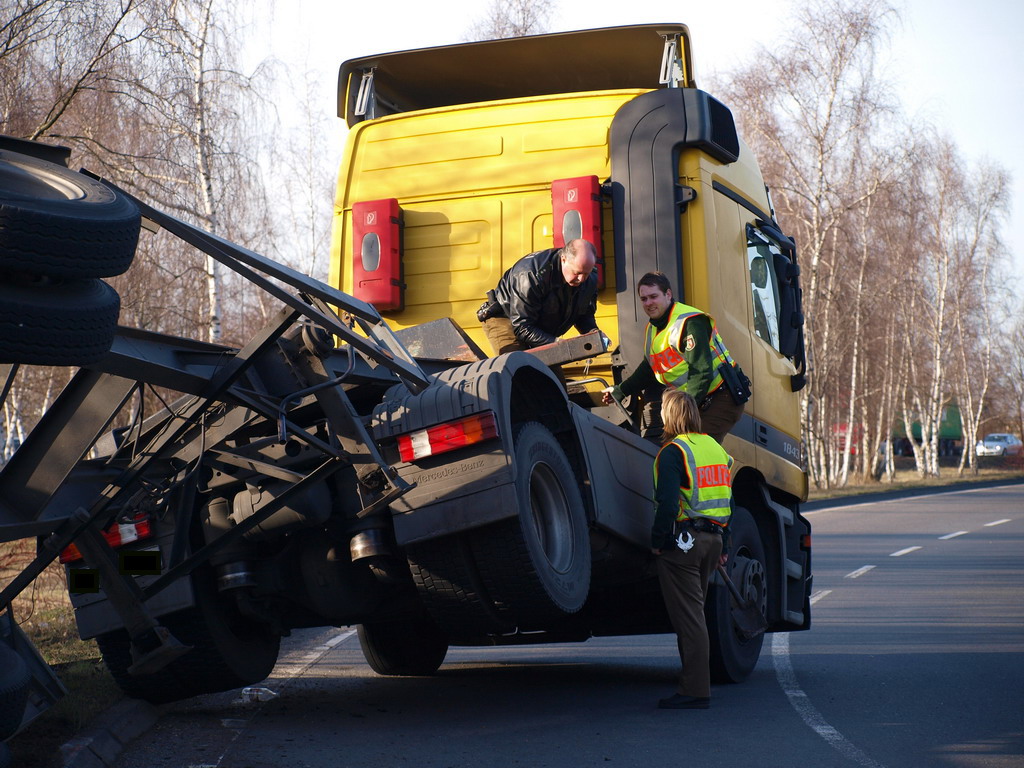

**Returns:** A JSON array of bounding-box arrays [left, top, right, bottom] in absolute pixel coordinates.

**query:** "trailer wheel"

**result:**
[[95, 566, 280, 704], [708, 506, 766, 683], [357, 612, 449, 676], [0, 642, 30, 740], [0, 276, 119, 366], [0, 149, 139, 279], [471, 421, 590, 628]]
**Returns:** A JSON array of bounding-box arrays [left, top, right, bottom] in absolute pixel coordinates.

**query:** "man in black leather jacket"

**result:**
[[477, 239, 601, 355]]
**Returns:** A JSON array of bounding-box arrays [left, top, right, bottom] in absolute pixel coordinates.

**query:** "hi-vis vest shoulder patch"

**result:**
[[645, 302, 737, 393]]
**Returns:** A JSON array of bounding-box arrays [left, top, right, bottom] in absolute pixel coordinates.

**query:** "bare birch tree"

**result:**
[[0, 0, 152, 455], [0, 0, 281, 452], [1006, 317, 1024, 443], [0, 0, 143, 137], [947, 161, 1011, 473], [838, 155, 909, 485], [267, 65, 335, 282], [117, 0, 276, 343], [894, 138, 1009, 477], [867, 171, 922, 482], [722, 0, 900, 487], [465, 0, 555, 41]]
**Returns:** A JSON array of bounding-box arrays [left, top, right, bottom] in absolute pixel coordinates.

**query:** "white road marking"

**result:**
[[773, 633, 886, 768], [207, 628, 357, 767], [845, 565, 876, 579], [889, 546, 921, 557], [803, 500, 876, 514], [321, 629, 355, 649], [781, 488, 1017, 767]]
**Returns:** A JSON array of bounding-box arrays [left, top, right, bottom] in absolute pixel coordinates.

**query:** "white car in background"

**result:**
[[975, 433, 1023, 457]]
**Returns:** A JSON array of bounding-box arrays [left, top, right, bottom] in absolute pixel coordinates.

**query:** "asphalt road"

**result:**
[[111, 483, 1024, 768]]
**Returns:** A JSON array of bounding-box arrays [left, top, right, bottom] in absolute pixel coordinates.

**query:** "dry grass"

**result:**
[[807, 456, 1024, 501], [1, 539, 71, 631]]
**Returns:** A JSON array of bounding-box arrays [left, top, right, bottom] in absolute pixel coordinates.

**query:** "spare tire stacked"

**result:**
[[0, 147, 140, 366]]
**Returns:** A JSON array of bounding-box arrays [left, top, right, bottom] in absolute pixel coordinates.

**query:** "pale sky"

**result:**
[[256, 0, 1024, 278]]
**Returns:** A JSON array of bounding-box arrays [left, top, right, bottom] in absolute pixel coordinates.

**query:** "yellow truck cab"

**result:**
[[331, 24, 811, 681]]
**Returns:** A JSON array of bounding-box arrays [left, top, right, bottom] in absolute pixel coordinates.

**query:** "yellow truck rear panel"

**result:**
[[332, 91, 639, 357]]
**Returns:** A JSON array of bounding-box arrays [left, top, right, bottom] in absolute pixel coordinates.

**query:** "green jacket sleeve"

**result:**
[[680, 314, 714, 401], [618, 358, 656, 398], [652, 443, 687, 550]]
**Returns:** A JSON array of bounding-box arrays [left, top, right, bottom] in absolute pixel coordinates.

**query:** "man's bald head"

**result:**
[[560, 239, 596, 287]]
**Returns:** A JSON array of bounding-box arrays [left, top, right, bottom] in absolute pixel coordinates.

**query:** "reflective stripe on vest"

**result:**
[[645, 302, 737, 392], [653, 433, 734, 524]]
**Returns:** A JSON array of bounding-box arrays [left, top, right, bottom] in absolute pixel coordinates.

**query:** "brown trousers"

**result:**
[[655, 530, 723, 698], [481, 317, 526, 356], [480, 317, 568, 383], [699, 387, 745, 444], [641, 385, 744, 445]]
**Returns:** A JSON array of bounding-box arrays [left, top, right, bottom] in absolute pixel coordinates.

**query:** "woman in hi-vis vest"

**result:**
[[651, 389, 733, 709]]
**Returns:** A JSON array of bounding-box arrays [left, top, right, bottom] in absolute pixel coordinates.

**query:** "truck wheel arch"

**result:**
[[506, 364, 596, 523], [733, 469, 809, 630], [377, 355, 593, 635]]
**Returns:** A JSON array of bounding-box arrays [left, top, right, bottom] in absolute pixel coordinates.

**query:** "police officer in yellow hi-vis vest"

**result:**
[[651, 388, 733, 710], [602, 271, 749, 444]]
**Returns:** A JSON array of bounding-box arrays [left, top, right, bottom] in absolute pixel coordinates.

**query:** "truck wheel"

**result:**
[[471, 421, 590, 628], [708, 506, 766, 683], [0, 149, 139, 278], [357, 612, 449, 675], [407, 533, 511, 639], [95, 566, 280, 704], [0, 642, 30, 740], [0, 276, 119, 366]]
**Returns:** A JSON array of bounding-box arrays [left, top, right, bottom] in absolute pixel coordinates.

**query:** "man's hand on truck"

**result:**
[[601, 385, 624, 405]]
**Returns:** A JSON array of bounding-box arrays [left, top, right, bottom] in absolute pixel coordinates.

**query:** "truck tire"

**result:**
[[470, 421, 590, 628], [0, 642, 30, 740], [0, 276, 119, 366], [407, 534, 510, 639], [0, 149, 140, 278], [708, 506, 767, 683], [95, 566, 280, 704], [357, 612, 449, 675]]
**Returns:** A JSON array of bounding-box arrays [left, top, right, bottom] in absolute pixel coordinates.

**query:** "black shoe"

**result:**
[[657, 694, 710, 709]]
